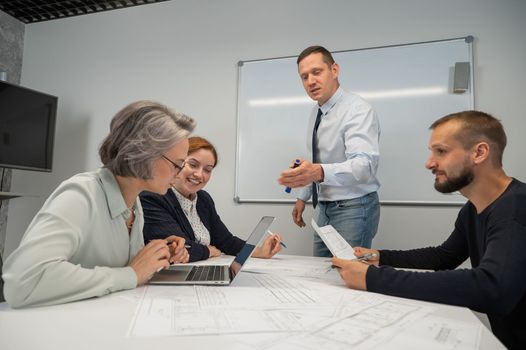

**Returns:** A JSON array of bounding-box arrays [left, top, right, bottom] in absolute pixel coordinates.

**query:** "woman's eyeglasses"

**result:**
[[162, 155, 186, 174]]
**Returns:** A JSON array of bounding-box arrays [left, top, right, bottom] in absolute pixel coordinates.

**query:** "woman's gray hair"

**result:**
[[99, 100, 196, 179]]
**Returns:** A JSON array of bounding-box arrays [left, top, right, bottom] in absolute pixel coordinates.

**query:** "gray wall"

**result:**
[[0, 9, 25, 302], [4, 0, 526, 263]]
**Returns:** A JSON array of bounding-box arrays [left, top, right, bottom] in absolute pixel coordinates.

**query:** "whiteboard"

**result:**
[[235, 37, 474, 204]]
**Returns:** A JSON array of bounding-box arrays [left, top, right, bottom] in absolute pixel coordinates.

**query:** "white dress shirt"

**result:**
[[298, 87, 381, 202]]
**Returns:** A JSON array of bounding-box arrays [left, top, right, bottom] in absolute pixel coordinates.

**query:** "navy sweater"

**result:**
[[367, 179, 526, 349], [140, 189, 245, 262]]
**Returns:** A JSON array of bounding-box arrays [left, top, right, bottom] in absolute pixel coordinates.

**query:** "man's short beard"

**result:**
[[434, 167, 474, 193]]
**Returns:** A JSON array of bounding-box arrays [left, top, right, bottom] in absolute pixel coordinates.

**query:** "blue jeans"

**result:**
[[313, 192, 380, 257]]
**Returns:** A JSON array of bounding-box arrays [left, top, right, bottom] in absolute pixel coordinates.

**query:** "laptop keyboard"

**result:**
[[186, 265, 225, 282]]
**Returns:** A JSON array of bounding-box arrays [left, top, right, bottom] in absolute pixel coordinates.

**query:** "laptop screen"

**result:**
[[229, 216, 275, 279]]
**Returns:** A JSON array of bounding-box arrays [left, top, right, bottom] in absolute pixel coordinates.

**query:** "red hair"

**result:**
[[188, 136, 218, 166]]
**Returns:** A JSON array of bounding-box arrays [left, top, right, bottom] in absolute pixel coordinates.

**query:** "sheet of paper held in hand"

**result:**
[[311, 218, 357, 259]]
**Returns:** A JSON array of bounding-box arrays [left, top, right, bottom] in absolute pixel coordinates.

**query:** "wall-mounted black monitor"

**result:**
[[0, 81, 57, 172]]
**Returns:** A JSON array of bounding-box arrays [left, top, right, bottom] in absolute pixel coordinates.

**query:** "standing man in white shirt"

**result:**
[[278, 46, 381, 257]]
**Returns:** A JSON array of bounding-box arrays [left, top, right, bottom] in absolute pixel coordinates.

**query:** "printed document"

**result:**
[[311, 218, 356, 259]]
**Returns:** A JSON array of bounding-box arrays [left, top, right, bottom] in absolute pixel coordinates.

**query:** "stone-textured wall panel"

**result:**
[[0, 9, 24, 302]]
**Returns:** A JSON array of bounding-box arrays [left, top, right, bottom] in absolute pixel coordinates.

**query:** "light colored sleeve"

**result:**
[[2, 182, 137, 308], [321, 101, 380, 187], [297, 185, 312, 202]]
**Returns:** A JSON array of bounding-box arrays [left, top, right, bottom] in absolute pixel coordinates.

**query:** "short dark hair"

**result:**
[[297, 45, 335, 66], [430, 110, 507, 166]]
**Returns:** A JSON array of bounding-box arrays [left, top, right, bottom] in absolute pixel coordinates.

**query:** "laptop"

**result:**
[[148, 216, 275, 285]]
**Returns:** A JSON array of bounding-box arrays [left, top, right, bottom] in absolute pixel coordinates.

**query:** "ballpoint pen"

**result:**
[[331, 253, 378, 269], [267, 230, 287, 248], [165, 241, 191, 249], [352, 253, 377, 261]]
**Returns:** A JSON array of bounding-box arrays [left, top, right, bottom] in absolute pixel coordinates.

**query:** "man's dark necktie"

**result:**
[[311, 108, 323, 208]]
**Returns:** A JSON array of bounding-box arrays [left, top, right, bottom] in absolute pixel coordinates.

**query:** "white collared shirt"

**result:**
[[298, 87, 381, 202], [3, 167, 141, 308]]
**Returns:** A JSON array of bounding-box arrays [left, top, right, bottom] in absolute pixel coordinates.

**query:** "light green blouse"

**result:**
[[3, 167, 143, 308]]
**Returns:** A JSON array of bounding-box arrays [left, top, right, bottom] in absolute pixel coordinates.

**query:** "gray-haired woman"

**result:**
[[3, 100, 195, 308]]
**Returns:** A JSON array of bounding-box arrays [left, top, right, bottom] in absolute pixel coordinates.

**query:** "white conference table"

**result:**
[[0, 254, 505, 350]]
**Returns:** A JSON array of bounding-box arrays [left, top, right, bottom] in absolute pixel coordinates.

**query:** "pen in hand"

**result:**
[[165, 241, 191, 249], [330, 253, 378, 269], [267, 230, 287, 248], [158, 242, 192, 271], [352, 253, 377, 261]]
